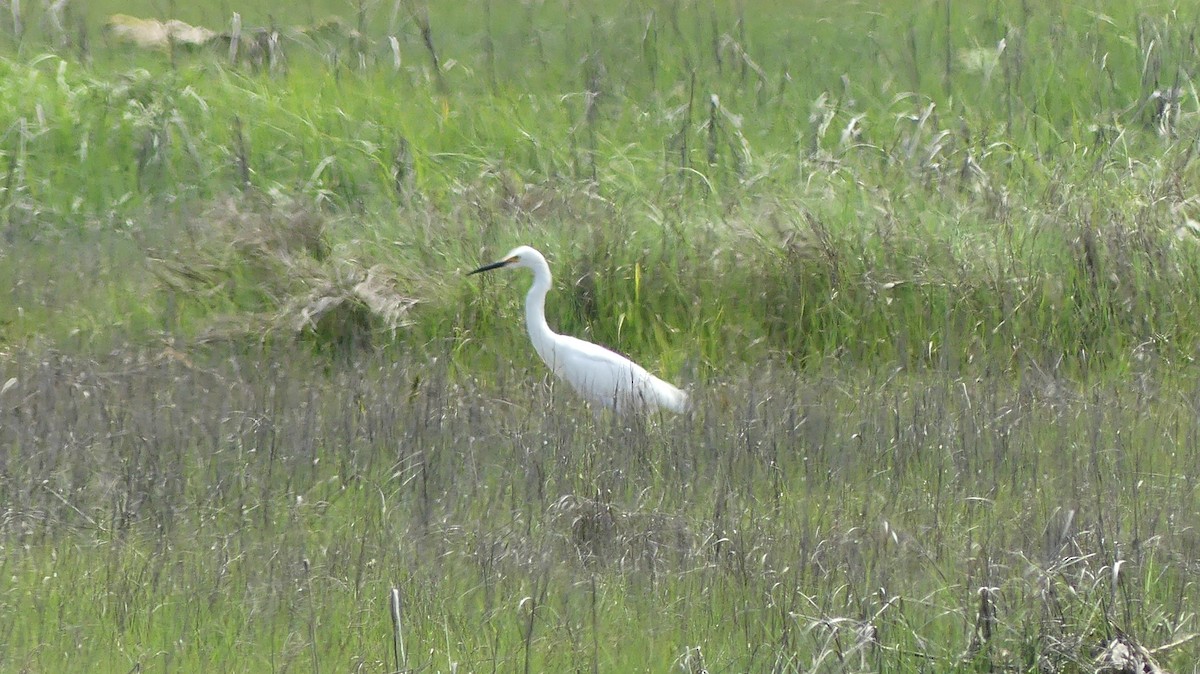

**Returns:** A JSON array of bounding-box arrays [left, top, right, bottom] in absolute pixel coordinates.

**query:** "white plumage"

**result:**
[[468, 246, 688, 415]]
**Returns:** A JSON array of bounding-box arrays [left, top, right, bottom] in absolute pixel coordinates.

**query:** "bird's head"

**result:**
[[467, 245, 545, 275]]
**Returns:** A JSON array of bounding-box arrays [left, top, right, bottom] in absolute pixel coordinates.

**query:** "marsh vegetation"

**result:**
[[1, 0, 1198, 671]]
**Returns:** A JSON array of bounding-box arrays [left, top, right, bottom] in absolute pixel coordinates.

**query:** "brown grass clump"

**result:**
[[153, 196, 415, 349], [282, 264, 418, 350], [104, 15, 217, 50], [103, 13, 363, 63]]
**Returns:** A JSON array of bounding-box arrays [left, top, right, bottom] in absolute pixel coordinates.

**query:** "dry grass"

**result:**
[[0, 346, 1196, 671]]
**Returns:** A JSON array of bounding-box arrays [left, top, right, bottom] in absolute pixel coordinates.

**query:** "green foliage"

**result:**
[[1, 0, 1198, 374]]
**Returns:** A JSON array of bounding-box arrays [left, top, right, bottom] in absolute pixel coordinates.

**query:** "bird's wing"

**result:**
[[545, 335, 687, 413]]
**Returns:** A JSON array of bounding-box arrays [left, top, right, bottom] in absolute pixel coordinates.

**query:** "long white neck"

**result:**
[[524, 260, 558, 362]]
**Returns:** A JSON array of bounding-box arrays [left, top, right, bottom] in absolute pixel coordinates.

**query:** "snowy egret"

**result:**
[[468, 246, 688, 414]]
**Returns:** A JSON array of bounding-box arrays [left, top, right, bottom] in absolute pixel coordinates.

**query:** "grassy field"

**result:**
[[1, 0, 1199, 671]]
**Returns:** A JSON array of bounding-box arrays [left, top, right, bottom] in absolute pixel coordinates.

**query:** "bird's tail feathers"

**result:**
[[661, 385, 690, 414]]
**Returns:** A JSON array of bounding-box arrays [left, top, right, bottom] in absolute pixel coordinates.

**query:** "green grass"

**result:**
[[1, 0, 1199, 671], [2, 0, 1200, 371]]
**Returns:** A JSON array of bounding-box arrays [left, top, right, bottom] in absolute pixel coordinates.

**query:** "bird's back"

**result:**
[[537, 334, 688, 414]]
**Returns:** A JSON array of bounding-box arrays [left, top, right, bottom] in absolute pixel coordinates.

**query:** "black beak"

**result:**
[[467, 259, 512, 276]]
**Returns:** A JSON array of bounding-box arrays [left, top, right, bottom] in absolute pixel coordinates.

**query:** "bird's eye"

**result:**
[[508, 256, 520, 263]]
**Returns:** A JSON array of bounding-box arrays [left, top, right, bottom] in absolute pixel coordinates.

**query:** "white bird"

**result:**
[[468, 246, 688, 415]]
